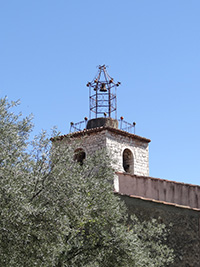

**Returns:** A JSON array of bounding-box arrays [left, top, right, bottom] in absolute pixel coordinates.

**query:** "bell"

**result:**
[[100, 83, 107, 92]]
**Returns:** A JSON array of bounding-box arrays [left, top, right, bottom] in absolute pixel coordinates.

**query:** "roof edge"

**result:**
[[52, 126, 151, 143], [115, 192, 200, 212]]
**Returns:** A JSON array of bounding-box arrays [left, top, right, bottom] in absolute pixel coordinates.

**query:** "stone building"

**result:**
[[58, 66, 200, 266]]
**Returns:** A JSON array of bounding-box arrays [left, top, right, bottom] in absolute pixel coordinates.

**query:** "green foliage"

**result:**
[[0, 97, 174, 266]]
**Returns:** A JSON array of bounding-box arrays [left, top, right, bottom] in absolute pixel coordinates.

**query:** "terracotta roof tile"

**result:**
[[52, 126, 151, 143], [116, 192, 200, 212]]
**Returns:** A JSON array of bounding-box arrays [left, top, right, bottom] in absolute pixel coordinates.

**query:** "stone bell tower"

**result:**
[[58, 65, 151, 191]]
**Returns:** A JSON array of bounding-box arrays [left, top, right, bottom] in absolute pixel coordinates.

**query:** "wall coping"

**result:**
[[116, 172, 200, 188], [117, 172, 200, 210]]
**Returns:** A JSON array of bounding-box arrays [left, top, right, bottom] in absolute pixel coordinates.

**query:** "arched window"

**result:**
[[123, 148, 134, 174], [74, 148, 86, 165]]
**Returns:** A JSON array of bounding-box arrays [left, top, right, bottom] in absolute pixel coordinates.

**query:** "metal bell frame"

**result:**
[[86, 65, 121, 119]]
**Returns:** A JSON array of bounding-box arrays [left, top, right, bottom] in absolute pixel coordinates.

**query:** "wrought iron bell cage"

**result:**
[[86, 65, 121, 119]]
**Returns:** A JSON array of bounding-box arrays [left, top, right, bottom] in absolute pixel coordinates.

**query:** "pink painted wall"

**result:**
[[117, 172, 200, 209]]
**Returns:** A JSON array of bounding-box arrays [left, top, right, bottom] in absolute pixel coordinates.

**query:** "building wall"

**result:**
[[118, 173, 200, 210], [73, 131, 107, 156], [66, 129, 149, 178], [120, 195, 200, 267], [105, 130, 149, 176]]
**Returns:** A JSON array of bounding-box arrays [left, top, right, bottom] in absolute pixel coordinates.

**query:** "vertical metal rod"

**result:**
[[89, 86, 91, 119], [115, 86, 117, 119], [96, 84, 98, 118], [108, 86, 111, 117]]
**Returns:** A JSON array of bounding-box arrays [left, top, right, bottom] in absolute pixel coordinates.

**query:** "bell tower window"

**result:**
[[74, 148, 86, 165], [123, 149, 134, 174]]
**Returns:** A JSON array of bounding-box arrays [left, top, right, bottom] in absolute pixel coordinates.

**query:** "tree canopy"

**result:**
[[0, 97, 174, 266]]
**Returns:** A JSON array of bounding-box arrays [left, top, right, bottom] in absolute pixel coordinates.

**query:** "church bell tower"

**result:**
[[60, 65, 151, 191]]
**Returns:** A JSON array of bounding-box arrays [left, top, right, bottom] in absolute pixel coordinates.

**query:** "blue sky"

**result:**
[[1, 0, 200, 185]]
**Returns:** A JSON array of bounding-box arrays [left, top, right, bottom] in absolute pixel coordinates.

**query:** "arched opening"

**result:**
[[123, 148, 134, 174], [74, 148, 86, 165]]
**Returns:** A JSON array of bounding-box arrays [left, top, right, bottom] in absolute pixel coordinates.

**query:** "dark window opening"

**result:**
[[74, 148, 86, 165], [123, 148, 134, 174]]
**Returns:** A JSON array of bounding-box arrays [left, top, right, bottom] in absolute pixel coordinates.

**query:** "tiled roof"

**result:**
[[51, 126, 151, 143]]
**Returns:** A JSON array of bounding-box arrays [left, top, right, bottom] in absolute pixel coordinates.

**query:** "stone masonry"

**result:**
[[58, 126, 150, 191]]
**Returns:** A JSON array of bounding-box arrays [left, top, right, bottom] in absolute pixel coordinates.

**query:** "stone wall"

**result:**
[[74, 131, 107, 156], [60, 128, 149, 192], [105, 130, 149, 176], [120, 194, 200, 267], [117, 173, 200, 210], [64, 128, 149, 178]]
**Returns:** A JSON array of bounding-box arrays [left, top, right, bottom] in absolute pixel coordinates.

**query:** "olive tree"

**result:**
[[0, 97, 174, 266]]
